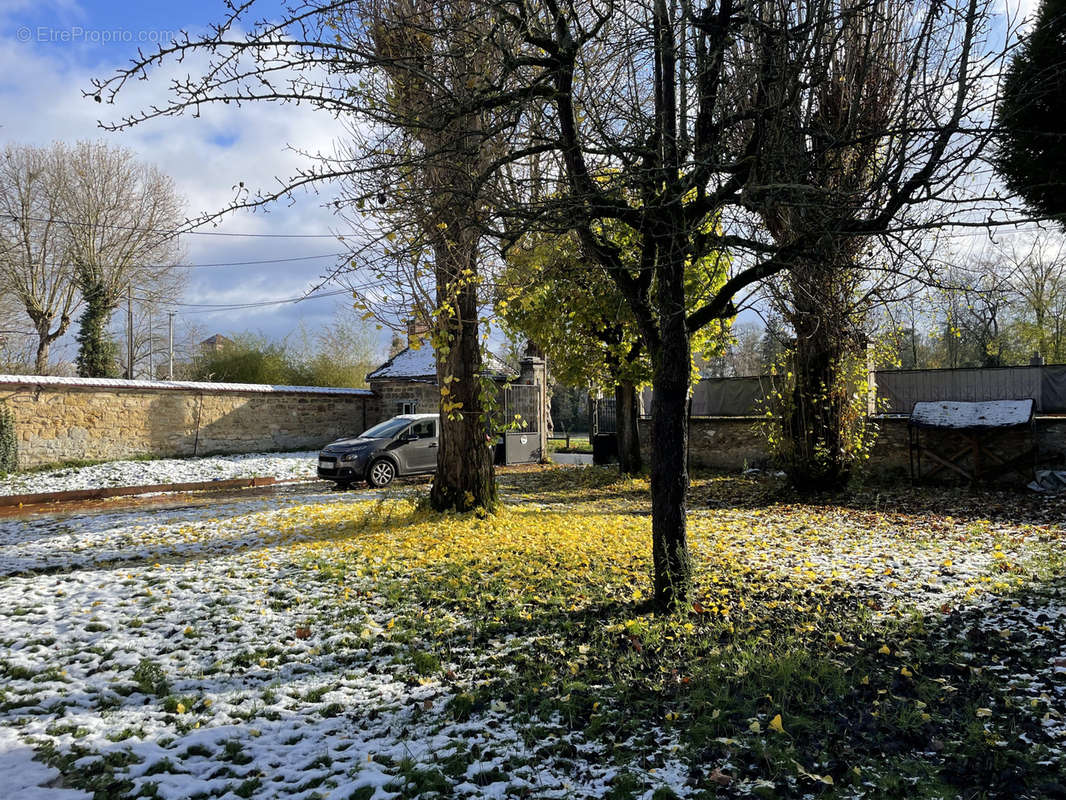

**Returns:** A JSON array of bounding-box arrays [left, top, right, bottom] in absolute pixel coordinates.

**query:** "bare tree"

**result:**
[[0, 144, 80, 373], [357, 0, 505, 510], [748, 0, 912, 490], [58, 140, 185, 378]]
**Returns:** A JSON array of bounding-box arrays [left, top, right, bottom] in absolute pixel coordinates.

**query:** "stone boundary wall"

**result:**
[[0, 375, 379, 469], [638, 415, 1066, 482]]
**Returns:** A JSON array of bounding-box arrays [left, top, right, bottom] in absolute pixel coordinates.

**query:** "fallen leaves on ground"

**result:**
[[0, 468, 1063, 799]]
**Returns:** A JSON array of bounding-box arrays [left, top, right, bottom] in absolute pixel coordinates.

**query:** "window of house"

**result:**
[[398, 401, 417, 415]]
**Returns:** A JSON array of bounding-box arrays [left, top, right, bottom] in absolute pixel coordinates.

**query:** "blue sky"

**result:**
[[0, 0, 379, 367]]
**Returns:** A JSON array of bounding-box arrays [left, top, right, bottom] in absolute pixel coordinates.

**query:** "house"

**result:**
[[366, 340, 517, 417]]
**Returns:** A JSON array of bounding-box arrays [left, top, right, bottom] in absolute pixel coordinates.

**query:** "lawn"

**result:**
[[1, 468, 1064, 799], [546, 434, 592, 455]]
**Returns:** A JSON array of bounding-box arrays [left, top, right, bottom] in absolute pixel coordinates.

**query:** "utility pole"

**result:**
[[127, 283, 134, 380], [167, 311, 175, 380], [148, 308, 154, 380]]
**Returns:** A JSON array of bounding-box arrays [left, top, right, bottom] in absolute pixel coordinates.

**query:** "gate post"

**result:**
[[519, 354, 548, 460]]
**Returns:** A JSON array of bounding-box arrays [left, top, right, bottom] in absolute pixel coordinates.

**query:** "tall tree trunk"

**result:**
[[429, 230, 497, 513], [650, 343, 691, 609], [650, 245, 692, 610], [30, 313, 71, 376], [75, 280, 119, 378], [615, 380, 642, 475], [33, 331, 50, 376], [784, 260, 852, 493]]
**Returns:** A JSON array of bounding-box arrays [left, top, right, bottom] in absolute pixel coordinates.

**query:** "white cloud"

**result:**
[[0, 26, 383, 358]]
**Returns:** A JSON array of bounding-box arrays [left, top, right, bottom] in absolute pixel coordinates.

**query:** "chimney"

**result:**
[[407, 319, 430, 348]]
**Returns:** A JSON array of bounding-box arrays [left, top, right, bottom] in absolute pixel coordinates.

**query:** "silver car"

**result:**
[[316, 413, 439, 488]]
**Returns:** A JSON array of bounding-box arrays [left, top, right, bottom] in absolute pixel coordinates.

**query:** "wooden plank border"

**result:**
[[0, 476, 278, 508]]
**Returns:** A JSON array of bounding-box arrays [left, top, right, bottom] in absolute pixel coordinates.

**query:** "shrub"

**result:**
[[0, 401, 17, 475]]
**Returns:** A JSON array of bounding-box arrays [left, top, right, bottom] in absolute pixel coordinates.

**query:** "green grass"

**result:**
[[546, 434, 592, 454]]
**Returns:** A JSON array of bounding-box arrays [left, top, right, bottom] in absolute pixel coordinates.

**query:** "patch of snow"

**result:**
[[0, 452, 320, 496], [0, 727, 91, 800], [0, 373, 371, 396], [910, 399, 1034, 429]]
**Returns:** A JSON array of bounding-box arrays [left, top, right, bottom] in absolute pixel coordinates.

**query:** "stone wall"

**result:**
[[638, 415, 1066, 483], [0, 375, 376, 469], [369, 379, 441, 420]]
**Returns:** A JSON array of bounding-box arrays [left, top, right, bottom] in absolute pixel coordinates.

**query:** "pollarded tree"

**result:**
[[748, 0, 910, 491], [996, 0, 1066, 222], [359, 0, 503, 511], [59, 141, 185, 378]]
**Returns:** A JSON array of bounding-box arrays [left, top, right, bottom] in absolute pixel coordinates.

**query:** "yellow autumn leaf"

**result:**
[[878, 644, 892, 655], [769, 714, 785, 734], [749, 719, 761, 733]]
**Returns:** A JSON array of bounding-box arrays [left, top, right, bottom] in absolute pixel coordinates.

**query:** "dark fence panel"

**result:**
[[875, 366, 1049, 414], [595, 397, 617, 433], [1041, 366, 1066, 413], [636, 365, 1066, 417], [691, 376, 773, 416]]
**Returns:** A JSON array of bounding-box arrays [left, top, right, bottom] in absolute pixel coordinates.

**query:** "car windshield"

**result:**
[[358, 417, 413, 440]]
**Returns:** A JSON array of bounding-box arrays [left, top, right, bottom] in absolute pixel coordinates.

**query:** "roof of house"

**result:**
[[366, 343, 517, 382], [200, 334, 232, 347]]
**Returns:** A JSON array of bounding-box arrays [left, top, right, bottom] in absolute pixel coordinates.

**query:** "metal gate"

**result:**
[[499, 384, 541, 464], [590, 395, 618, 464]]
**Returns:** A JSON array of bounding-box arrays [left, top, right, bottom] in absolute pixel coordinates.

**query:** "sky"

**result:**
[[0, 0, 1046, 368], [0, 0, 370, 364]]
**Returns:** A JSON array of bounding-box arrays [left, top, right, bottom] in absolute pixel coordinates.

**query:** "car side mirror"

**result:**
[[401, 432, 419, 442]]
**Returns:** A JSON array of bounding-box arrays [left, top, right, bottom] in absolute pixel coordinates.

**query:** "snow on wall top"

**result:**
[[0, 373, 373, 396], [367, 343, 517, 381], [910, 399, 1034, 429]]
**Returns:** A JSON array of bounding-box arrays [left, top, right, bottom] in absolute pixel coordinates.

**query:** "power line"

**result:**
[[132, 252, 348, 269], [135, 287, 355, 313], [21, 252, 351, 271], [7, 213, 349, 240]]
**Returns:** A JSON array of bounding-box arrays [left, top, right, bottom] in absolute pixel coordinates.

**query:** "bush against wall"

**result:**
[[758, 346, 881, 490], [0, 400, 17, 474]]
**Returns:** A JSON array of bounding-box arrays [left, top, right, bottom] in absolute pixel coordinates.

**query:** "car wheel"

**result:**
[[368, 459, 396, 487]]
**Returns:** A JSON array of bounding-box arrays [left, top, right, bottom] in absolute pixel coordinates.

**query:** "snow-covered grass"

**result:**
[[1, 469, 1064, 799], [0, 452, 318, 496]]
